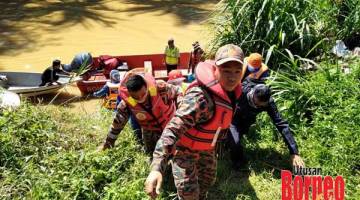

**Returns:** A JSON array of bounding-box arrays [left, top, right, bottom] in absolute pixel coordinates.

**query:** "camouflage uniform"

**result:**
[[104, 80, 183, 154], [151, 86, 227, 200]]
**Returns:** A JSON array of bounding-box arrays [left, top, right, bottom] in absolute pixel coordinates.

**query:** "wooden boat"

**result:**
[[76, 52, 190, 94], [0, 72, 73, 97]]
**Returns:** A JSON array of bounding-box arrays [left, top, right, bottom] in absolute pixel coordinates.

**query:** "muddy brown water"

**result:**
[[0, 0, 217, 113]]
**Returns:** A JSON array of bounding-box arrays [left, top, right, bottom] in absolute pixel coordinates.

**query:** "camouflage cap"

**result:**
[[215, 44, 244, 66]]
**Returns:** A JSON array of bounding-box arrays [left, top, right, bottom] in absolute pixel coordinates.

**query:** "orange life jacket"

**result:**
[[103, 82, 120, 109], [240, 57, 269, 81], [119, 70, 175, 131], [177, 61, 242, 150]]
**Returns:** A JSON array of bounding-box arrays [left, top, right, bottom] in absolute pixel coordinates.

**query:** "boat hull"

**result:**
[[78, 52, 190, 94], [0, 72, 72, 97]]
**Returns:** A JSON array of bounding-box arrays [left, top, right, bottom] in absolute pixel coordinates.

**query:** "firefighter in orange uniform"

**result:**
[[98, 69, 183, 155], [145, 44, 244, 200]]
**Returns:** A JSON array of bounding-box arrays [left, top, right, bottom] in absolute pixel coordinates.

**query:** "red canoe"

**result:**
[[76, 52, 190, 95]]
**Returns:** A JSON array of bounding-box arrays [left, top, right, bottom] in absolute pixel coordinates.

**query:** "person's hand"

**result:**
[[291, 154, 305, 167], [97, 138, 115, 151], [145, 171, 163, 199]]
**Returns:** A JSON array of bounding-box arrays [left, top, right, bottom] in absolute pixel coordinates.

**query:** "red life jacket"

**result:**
[[98, 55, 121, 78], [119, 70, 175, 131], [177, 61, 242, 150]]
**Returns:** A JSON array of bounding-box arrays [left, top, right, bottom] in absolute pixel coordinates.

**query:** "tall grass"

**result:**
[[268, 56, 360, 198], [208, 0, 360, 67]]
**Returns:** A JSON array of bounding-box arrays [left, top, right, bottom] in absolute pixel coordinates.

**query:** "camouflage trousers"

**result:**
[[171, 145, 217, 200], [142, 129, 161, 155]]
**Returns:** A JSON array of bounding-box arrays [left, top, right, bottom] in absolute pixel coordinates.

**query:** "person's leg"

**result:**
[[166, 64, 177, 74], [172, 146, 199, 200], [171, 64, 178, 72], [166, 64, 172, 74], [142, 130, 157, 155], [228, 124, 247, 169], [197, 150, 217, 200], [129, 114, 142, 143]]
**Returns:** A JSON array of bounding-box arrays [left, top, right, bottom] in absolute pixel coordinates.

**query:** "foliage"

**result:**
[[0, 104, 149, 199], [207, 0, 360, 67], [266, 57, 360, 199]]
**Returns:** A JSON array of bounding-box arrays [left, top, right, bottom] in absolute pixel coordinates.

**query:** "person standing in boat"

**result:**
[[39, 59, 69, 86], [98, 69, 183, 156], [164, 38, 180, 74], [188, 41, 204, 74]]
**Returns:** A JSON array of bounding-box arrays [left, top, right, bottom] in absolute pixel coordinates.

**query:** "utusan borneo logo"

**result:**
[[281, 167, 345, 200]]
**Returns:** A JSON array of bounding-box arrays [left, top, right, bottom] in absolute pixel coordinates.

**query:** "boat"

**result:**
[[0, 72, 74, 97], [76, 52, 190, 94]]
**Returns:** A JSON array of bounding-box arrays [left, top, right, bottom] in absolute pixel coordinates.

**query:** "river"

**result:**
[[0, 0, 217, 113]]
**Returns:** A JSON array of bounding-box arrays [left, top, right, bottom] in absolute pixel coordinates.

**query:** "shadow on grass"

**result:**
[[208, 147, 291, 200]]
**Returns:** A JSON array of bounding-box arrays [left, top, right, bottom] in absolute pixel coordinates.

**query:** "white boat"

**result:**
[[0, 72, 73, 97]]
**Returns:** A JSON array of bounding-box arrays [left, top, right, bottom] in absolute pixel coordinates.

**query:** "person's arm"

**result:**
[[156, 80, 184, 107], [58, 69, 71, 76], [166, 82, 184, 106], [150, 87, 213, 174], [266, 98, 299, 155], [100, 100, 130, 150], [188, 51, 193, 73], [93, 85, 109, 97]]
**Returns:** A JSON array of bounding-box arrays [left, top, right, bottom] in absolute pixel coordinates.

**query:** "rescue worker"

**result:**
[[98, 69, 183, 155], [93, 70, 121, 109], [97, 55, 122, 79], [240, 53, 269, 82], [62, 52, 93, 73], [164, 38, 180, 74], [188, 41, 205, 74], [229, 81, 305, 169], [167, 70, 188, 94], [145, 44, 244, 200], [39, 59, 69, 86]]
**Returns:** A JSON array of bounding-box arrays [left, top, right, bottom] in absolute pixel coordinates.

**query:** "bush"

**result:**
[[207, 0, 360, 67], [266, 57, 360, 198]]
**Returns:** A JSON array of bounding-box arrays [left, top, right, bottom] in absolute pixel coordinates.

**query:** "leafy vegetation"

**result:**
[[207, 0, 360, 67], [0, 105, 150, 199]]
